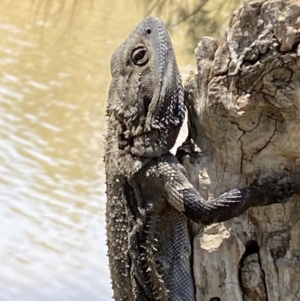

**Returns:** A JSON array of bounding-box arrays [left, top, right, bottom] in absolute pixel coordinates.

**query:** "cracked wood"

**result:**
[[184, 0, 300, 300]]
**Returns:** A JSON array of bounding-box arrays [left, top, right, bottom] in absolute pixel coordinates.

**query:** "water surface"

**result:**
[[0, 1, 214, 300]]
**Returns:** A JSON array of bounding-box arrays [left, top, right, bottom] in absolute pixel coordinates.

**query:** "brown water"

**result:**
[[0, 1, 232, 300]]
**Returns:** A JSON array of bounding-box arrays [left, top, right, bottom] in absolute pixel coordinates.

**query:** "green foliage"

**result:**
[[140, 0, 241, 51]]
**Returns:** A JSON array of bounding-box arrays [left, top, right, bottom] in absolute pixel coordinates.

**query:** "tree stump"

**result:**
[[181, 0, 300, 300]]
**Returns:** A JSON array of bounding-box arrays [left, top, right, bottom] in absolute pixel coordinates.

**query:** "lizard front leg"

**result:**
[[133, 154, 300, 301], [137, 154, 300, 226]]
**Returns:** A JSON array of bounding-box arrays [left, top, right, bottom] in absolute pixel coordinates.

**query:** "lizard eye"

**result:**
[[131, 47, 148, 66]]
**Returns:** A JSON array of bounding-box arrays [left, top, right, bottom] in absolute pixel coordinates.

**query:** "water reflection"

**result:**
[[0, 1, 196, 300]]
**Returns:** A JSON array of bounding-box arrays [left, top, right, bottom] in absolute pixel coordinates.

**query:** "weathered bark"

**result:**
[[182, 0, 300, 300]]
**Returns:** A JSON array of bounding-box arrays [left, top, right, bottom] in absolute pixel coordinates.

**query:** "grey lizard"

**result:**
[[105, 16, 300, 301]]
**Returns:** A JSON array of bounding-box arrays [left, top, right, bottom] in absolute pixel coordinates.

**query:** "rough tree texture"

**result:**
[[183, 0, 300, 300]]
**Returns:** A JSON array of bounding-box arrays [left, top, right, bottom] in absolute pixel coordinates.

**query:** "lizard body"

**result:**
[[105, 17, 300, 301]]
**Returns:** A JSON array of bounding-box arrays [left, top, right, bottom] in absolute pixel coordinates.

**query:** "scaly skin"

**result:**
[[105, 17, 300, 301], [105, 16, 185, 300]]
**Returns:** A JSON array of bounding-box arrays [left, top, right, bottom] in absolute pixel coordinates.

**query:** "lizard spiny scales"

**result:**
[[105, 16, 300, 301]]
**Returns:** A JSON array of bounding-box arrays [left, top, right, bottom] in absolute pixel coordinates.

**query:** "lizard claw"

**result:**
[[251, 169, 289, 186], [252, 171, 300, 205]]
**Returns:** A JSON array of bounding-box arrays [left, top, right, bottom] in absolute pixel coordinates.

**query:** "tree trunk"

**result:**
[[181, 0, 300, 300]]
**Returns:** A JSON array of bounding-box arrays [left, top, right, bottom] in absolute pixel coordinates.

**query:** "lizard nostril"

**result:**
[[145, 28, 152, 35]]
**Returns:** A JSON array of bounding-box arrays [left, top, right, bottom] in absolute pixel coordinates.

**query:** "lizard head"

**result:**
[[107, 17, 185, 158]]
